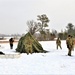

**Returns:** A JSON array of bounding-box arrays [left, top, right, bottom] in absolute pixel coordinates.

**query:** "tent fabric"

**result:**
[[16, 32, 48, 53]]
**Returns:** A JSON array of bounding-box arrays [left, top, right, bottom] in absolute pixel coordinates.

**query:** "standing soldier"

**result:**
[[66, 35, 73, 56], [56, 37, 62, 49], [9, 38, 14, 49]]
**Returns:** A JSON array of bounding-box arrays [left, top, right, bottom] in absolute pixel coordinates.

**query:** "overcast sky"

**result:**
[[0, 0, 75, 34]]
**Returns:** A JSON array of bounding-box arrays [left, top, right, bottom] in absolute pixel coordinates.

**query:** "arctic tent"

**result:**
[[16, 32, 48, 54]]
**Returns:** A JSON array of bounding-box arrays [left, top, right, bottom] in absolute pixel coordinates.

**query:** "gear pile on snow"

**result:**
[[16, 32, 48, 54]]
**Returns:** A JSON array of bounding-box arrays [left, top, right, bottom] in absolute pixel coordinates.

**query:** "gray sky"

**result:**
[[0, 0, 75, 34]]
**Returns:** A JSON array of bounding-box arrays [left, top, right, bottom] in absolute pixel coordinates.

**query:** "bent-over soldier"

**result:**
[[9, 38, 14, 49]]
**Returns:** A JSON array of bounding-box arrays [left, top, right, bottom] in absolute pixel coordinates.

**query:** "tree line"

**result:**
[[27, 14, 75, 41]]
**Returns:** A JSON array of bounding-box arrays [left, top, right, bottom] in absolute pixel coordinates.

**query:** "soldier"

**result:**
[[66, 35, 73, 56], [25, 37, 33, 55], [56, 37, 62, 49], [9, 38, 14, 49]]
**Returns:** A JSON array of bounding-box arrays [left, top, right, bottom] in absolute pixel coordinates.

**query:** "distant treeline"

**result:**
[[33, 23, 75, 41], [26, 14, 75, 41]]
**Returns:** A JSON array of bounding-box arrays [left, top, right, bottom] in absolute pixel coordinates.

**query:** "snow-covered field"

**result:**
[[0, 40, 75, 75]]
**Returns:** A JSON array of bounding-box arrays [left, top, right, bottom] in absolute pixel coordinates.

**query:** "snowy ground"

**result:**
[[0, 40, 75, 75]]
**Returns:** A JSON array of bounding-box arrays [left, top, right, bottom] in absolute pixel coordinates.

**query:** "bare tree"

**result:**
[[27, 20, 40, 35]]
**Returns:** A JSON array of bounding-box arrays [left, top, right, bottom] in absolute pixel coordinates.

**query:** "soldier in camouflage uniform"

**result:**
[[56, 37, 62, 49], [25, 37, 33, 55], [66, 35, 74, 56]]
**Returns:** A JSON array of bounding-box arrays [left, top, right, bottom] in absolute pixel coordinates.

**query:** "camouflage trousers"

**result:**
[[67, 45, 73, 56], [56, 44, 62, 49], [10, 43, 13, 49], [68, 49, 71, 56]]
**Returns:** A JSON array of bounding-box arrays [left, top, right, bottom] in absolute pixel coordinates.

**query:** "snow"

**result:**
[[0, 40, 75, 74]]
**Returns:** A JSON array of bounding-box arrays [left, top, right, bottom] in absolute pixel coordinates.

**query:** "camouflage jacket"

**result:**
[[56, 39, 61, 44], [66, 37, 73, 46]]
